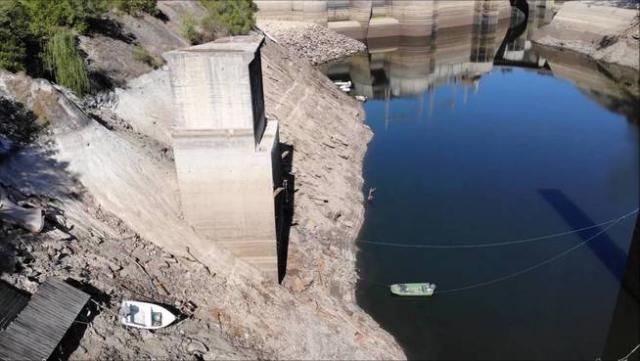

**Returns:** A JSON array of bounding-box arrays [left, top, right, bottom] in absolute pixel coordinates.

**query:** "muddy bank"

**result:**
[[0, 12, 402, 361], [532, 1, 639, 70]]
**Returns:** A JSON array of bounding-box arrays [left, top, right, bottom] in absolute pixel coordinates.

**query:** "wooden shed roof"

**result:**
[[0, 281, 29, 332], [0, 279, 90, 361]]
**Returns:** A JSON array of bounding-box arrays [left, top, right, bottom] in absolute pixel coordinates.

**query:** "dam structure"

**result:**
[[256, 0, 555, 40], [166, 36, 280, 276]]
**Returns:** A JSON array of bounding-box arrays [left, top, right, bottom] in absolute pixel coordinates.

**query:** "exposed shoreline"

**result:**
[[532, 1, 639, 70]]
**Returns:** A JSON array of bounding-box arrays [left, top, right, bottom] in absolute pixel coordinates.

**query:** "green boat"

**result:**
[[390, 283, 436, 296]]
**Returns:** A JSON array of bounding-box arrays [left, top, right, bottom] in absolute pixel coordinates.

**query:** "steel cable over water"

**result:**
[[356, 208, 638, 295], [356, 208, 639, 249]]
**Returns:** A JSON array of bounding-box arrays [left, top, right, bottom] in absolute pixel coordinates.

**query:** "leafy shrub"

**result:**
[[0, 0, 105, 94], [199, 14, 225, 42], [180, 13, 203, 45], [181, 0, 256, 45], [199, 0, 257, 35], [45, 30, 90, 95], [132, 45, 162, 69], [18, 0, 108, 36], [114, 0, 159, 17], [0, 42, 27, 73], [0, 1, 31, 72]]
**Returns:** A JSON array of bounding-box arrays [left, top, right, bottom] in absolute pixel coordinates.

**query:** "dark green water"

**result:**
[[323, 18, 640, 361]]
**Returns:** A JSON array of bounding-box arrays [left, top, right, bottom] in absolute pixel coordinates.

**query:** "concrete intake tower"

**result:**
[[166, 36, 280, 276]]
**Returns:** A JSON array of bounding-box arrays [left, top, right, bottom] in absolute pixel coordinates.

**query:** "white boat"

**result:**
[[119, 300, 176, 329], [334, 80, 352, 87], [390, 283, 436, 296]]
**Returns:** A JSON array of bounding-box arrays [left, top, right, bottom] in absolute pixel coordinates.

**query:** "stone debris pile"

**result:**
[[258, 21, 366, 65]]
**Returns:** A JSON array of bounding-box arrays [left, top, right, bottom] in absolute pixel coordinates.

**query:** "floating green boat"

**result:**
[[390, 283, 436, 296]]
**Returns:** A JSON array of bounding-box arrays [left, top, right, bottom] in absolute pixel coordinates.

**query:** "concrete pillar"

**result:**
[[166, 36, 279, 276]]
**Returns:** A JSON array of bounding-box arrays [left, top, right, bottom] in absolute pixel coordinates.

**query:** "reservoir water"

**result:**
[[322, 9, 640, 361]]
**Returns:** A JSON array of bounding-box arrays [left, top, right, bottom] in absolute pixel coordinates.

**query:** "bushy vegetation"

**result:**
[[200, 0, 257, 36], [180, 13, 204, 45], [0, 1, 31, 72], [19, 0, 108, 36], [45, 30, 90, 95], [114, 0, 159, 17], [0, 0, 111, 94], [0, 0, 160, 95], [132, 45, 162, 69], [181, 0, 257, 45]]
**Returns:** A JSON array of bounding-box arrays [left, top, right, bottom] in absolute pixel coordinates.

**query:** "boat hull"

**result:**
[[120, 300, 177, 329], [390, 283, 436, 296]]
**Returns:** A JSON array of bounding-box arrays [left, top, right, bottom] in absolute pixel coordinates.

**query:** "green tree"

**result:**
[[199, 0, 257, 35]]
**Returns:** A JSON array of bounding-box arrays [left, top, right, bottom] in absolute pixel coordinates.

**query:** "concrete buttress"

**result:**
[[166, 36, 279, 277]]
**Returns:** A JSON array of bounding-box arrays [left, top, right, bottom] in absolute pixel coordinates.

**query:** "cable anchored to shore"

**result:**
[[356, 208, 638, 249]]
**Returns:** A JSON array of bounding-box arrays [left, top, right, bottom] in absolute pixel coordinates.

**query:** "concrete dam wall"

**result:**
[[256, 0, 516, 39]]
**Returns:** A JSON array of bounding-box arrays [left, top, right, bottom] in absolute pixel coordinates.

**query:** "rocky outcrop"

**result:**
[[532, 1, 640, 70], [80, 1, 207, 87]]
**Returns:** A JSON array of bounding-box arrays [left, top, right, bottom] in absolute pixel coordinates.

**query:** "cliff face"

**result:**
[[0, 3, 403, 359]]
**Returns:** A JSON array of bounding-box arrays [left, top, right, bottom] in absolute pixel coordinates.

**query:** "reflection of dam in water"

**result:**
[[257, 0, 556, 39], [321, 30, 500, 101], [258, 0, 559, 102], [318, 3, 559, 103], [317, 12, 519, 101]]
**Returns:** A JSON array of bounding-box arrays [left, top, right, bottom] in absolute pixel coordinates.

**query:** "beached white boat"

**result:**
[[334, 80, 352, 92], [119, 300, 176, 329], [333, 80, 351, 87]]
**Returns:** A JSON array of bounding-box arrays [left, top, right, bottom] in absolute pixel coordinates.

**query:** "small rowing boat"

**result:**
[[390, 283, 436, 296], [120, 300, 176, 329]]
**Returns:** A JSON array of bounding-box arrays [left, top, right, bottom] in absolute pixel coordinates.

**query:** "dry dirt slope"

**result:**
[[0, 3, 404, 360]]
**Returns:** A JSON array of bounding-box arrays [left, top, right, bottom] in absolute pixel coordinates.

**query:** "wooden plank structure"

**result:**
[[0, 281, 29, 332], [0, 279, 90, 361]]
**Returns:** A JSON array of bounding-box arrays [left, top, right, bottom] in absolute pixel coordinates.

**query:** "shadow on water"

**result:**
[[539, 189, 626, 281], [603, 214, 640, 360], [539, 190, 640, 359], [276, 143, 295, 283]]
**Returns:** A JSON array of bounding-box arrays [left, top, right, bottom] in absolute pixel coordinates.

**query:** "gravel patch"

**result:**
[[258, 21, 366, 65]]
